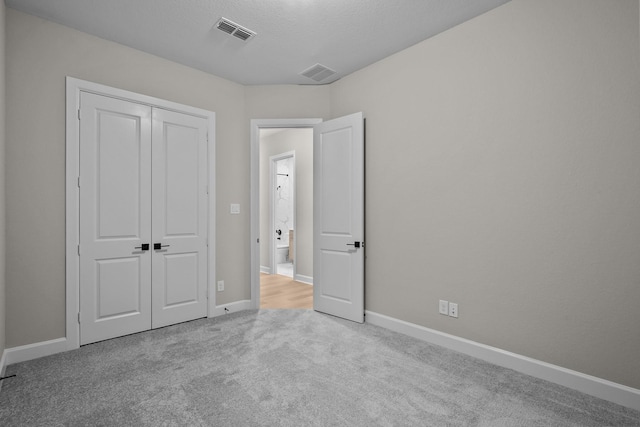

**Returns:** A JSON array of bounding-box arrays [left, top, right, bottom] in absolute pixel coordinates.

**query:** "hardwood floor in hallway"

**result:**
[[260, 273, 313, 309]]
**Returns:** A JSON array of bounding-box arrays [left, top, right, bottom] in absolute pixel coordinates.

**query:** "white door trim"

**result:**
[[269, 151, 296, 276], [66, 76, 216, 350], [250, 119, 322, 309]]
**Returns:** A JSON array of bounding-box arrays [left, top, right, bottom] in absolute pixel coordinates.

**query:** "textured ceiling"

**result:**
[[6, 0, 511, 85]]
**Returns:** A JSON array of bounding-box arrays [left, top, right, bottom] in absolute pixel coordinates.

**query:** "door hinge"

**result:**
[[77, 313, 81, 324], [78, 109, 81, 121], [77, 176, 81, 188], [77, 244, 80, 256], [257, 238, 260, 243]]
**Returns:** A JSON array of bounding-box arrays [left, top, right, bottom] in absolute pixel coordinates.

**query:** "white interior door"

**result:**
[[313, 112, 365, 323], [79, 92, 152, 345], [151, 109, 208, 328]]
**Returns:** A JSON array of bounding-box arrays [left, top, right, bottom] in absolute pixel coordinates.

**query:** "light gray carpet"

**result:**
[[1, 309, 639, 426]]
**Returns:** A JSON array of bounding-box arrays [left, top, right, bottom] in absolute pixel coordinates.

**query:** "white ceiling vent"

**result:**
[[216, 18, 256, 41], [300, 63, 337, 83]]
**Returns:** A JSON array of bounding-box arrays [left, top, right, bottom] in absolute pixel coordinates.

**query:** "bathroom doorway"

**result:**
[[256, 124, 316, 309], [270, 151, 295, 278]]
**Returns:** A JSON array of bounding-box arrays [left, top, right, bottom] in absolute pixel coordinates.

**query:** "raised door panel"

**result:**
[[96, 257, 142, 319], [320, 127, 353, 237], [164, 253, 199, 306], [96, 112, 144, 239], [164, 123, 200, 236]]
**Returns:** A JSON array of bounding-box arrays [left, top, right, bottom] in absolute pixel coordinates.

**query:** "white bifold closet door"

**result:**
[[79, 92, 208, 345]]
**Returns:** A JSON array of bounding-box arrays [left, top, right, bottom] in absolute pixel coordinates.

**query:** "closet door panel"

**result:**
[[165, 124, 199, 235], [79, 92, 152, 345], [151, 108, 208, 328]]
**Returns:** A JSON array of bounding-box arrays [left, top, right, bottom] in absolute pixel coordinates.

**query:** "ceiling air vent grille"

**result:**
[[233, 27, 254, 41], [300, 63, 337, 83], [216, 18, 256, 41]]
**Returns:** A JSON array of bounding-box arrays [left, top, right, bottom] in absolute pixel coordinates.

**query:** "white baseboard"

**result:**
[[260, 266, 271, 274], [365, 311, 640, 412], [4, 337, 69, 366], [294, 274, 313, 285], [2, 302, 255, 369], [0, 350, 6, 375], [9, 308, 635, 412], [0, 349, 7, 392], [209, 300, 253, 317]]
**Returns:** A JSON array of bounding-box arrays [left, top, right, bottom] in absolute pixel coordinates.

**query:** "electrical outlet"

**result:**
[[439, 300, 449, 315], [217, 280, 225, 292], [449, 302, 458, 318]]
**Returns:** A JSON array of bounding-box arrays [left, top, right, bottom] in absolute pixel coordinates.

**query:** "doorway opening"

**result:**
[[250, 113, 365, 321], [270, 151, 295, 278], [250, 119, 321, 310]]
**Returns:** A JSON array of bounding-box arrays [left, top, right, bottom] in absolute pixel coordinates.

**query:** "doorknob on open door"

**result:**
[[346, 241, 361, 248], [154, 243, 170, 250]]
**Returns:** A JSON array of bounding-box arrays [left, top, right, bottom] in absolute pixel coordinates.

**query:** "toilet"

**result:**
[[276, 245, 289, 264]]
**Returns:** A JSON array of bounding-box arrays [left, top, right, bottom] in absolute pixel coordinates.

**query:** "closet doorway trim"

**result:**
[[65, 76, 216, 350]]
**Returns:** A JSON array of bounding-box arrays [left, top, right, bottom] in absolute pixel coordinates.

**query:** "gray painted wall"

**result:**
[[331, 0, 640, 389], [4, 0, 640, 392], [0, 1, 6, 358], [4, 10, 332, 347], [5, 9, 247, 345]]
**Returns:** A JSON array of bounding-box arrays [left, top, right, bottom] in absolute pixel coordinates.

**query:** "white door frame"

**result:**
[[66, 77, 216, 350], [270, 151, 296, 276], [250, 119, 322, 309]]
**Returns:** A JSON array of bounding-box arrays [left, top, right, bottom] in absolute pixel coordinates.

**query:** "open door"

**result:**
[[313, 112, 364, 323]]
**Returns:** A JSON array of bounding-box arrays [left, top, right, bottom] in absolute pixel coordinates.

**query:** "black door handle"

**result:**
[[154, 243, 170, 250], [134, 243, 150, 251], [346, 241, 361, 248]]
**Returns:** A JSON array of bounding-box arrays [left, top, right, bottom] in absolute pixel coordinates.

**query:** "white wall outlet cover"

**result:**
[[439, 300, 449, 315], [230, 204, 240, 214], [449, 302, 458, 318], [217, 280, 225, 291]]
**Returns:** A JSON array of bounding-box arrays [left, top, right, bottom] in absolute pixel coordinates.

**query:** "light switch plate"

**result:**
[[230, 204, 240, 214], [439, 300, 449, 315]]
